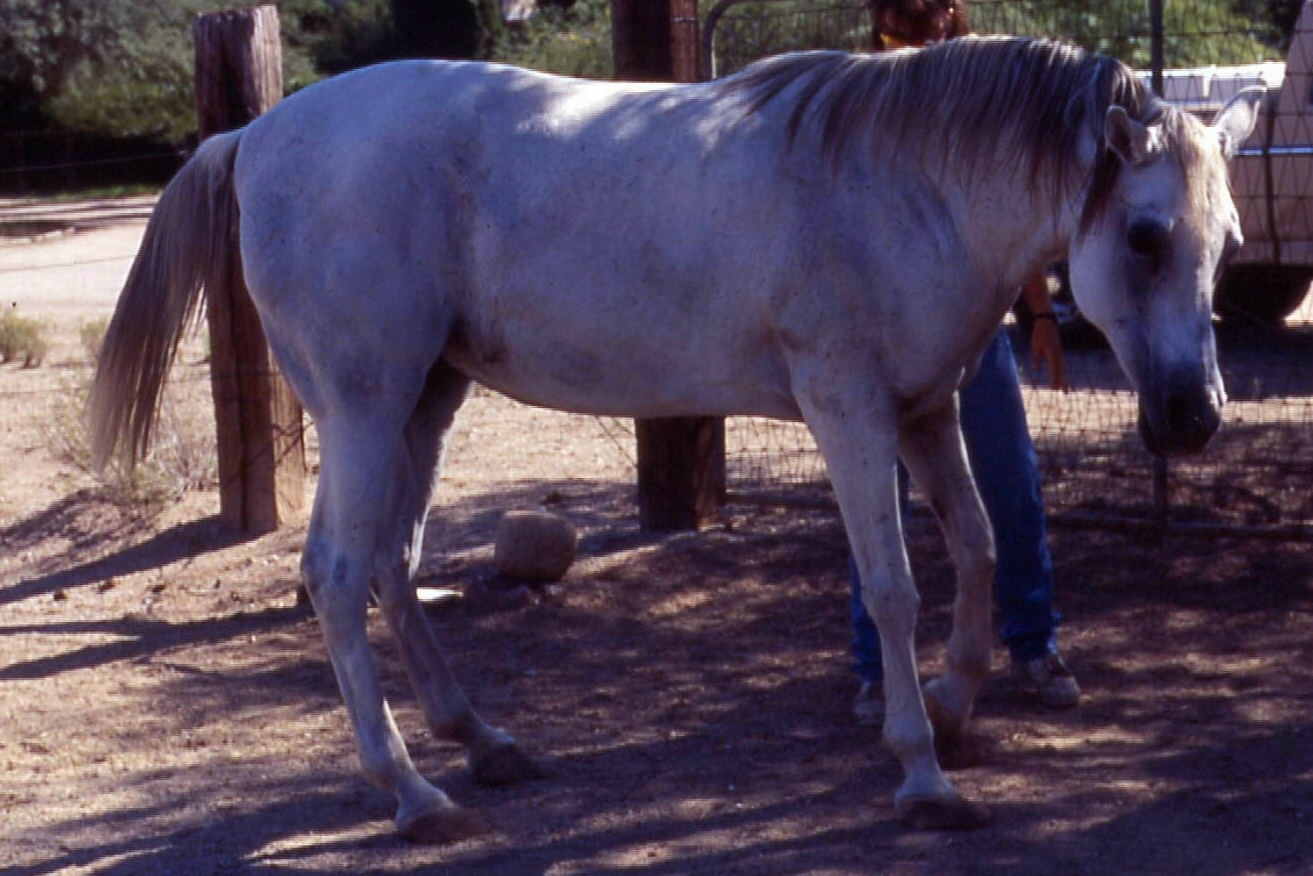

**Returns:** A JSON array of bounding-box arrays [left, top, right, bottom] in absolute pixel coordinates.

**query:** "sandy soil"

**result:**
[[1, 199, 1311, 875]]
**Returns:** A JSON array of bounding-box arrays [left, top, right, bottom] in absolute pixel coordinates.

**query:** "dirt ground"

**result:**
[[2, 200, 1312, 875]]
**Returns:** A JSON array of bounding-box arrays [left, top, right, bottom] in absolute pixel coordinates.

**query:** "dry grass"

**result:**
[[0, 305, 51, 367], [47, 330, 217, 511]]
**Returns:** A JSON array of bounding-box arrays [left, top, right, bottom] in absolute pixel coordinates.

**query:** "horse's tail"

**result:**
[[88, 129, 243, 472]]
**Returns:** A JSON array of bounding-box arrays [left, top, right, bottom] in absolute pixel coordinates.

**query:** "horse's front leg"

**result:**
[[898, 399, 995, 768], [798, 387, 990, 830]]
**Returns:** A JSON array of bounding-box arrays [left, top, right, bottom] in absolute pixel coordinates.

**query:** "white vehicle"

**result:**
[[1152, 0, 1313, 323]]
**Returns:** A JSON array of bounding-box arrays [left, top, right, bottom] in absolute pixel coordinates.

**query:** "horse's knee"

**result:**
[[867, 578, 921, 635], [300, 538, 376, 620], [299, 538, 336, 603]]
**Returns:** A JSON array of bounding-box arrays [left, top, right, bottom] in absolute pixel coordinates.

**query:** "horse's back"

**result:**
[[230, 60, 815, 419]]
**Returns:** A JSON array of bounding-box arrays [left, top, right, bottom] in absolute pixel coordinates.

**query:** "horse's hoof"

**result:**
[[472, 742, 546, 786], [933, 721, 983, 770], [396, 802, 488, 844], [923, 682, 979, 769], [895, 795, 993, 830], [922, 679, 961, 734], [935, 734, 982, 770]]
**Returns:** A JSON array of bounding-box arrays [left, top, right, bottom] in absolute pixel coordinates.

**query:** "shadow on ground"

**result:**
[[3, 478, 1311, 875]]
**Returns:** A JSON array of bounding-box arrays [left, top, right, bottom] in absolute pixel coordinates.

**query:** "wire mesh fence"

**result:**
[[6, 3, 1310, 536], [702, 1, 874, 76], [707, 0, 1313, 535], [724, 326, 1313, 533], [0, 131, 183, 194], [705, 0, 1295, 76]]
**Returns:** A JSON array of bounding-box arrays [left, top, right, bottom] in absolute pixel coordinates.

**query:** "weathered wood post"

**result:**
[[611, 0, 723, 531], [611, 0, 673, 78], [671, 0, 701, 83], [194, 5, 306, 533]]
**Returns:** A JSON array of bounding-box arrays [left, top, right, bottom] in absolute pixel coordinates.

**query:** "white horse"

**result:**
[[90, 37, 1260, 838]]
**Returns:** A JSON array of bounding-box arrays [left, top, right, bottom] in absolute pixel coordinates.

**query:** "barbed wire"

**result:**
[[0, 253, 138, 274], [0, 151, 183, 177]]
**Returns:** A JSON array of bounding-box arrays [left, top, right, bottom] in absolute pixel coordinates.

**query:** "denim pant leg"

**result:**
[[958, 330, 1059, 663], [847, 466, 910, 684], [847, 331, 1058, 681], [849, 555, 884, 684]]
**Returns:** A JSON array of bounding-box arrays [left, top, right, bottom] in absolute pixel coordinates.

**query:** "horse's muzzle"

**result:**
[[1137, 372, 1223, 457]]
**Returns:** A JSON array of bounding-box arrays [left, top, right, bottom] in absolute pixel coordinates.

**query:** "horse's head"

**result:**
[[1067, 87, 1263, 456]]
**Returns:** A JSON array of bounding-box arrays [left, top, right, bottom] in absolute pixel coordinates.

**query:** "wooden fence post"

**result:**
[[671, 0, 701, 84], [194, 5, 306, 534], [611, 0, 674, 80], [611, 0, 723, 531]]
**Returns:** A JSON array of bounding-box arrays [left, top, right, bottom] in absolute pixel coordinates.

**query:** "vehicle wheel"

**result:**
[[1215, 264, 1312, 325]]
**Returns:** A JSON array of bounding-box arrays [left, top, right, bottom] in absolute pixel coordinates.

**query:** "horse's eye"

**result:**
[[1126, 220, 1168, 271], [1127, 220, 1164, 255]]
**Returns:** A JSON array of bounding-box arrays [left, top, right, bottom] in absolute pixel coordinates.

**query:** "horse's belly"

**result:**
[[442, 338, 800, 421]]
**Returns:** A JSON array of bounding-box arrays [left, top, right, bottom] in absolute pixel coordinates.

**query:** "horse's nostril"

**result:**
[[1165, 393, 1193, 433], [1160, 389, 1220, 454]]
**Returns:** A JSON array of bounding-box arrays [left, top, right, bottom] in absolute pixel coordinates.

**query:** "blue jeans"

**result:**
[[849, 330, 1059, 684]]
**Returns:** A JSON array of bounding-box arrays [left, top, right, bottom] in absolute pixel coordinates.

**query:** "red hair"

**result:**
[[868, 0, 971, 49]]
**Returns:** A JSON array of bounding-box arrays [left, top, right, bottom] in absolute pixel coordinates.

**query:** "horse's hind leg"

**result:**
[[897, 400, 995, 767], [374, 361, 542, 787], [303, 376, 496, 843]]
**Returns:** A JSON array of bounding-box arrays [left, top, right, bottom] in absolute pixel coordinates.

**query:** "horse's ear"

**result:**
[[1212, 86, 1264, 159], [1104, 105, 1153, 166]]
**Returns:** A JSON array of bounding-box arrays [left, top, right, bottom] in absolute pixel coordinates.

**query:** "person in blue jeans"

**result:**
[[850, 275, 1082, 726]]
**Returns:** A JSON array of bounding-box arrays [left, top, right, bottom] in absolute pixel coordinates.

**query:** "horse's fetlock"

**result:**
[[427, 710, 482, 747], [883, 721, 935, 765], [959, 649, 992, 681]]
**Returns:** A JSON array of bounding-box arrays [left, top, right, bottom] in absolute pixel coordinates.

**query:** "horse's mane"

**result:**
[[719, 36, 1200, 230]]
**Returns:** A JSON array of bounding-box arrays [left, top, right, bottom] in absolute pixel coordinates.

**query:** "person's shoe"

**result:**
[[852, 681, 885, 727], [1012, 651, 1081, 708]]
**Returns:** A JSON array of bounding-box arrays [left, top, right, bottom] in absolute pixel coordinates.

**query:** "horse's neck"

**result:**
[[938, 158, 1084, 293]]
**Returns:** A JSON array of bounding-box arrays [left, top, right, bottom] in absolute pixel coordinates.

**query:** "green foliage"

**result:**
[[282, 0, 395, 85], [44, 8, 198, 142], [708, 0, 872, 76], [0, 0, 396, 141], [956, 0, 1285, 67], [0, 1, 201, 138], [388, 0, 503, 61], [493, 0, 612, 78], [0, 306, 50, 367], [3, 0, 1305, 142], [0, 0, 127, 100], [710, 0, 1293, 75], [1230, 0, 1306, 52]]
